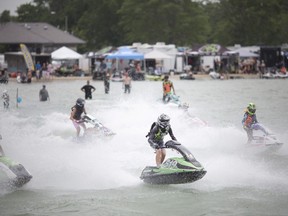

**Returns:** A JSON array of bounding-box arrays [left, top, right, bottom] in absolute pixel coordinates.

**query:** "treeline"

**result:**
[[1, 0, 288, 52]]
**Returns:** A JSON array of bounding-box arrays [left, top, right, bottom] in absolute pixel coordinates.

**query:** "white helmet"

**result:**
[[3, 89, 7, 94]]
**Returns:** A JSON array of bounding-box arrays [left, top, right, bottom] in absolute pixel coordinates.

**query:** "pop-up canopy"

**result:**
[[105, 47, 144, 60], [51, 46, 82, 60]]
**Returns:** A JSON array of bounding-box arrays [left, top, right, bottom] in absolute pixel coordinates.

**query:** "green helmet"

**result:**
[[247, 103, 256, 115]]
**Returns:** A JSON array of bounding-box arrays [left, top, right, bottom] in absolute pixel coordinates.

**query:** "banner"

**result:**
[[20, 44, 35, 71]]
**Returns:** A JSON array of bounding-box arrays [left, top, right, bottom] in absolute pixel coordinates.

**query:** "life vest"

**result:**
[[163, 81, 172, 93], [71, 105, 84, 120], [146, 122, 169, 140]]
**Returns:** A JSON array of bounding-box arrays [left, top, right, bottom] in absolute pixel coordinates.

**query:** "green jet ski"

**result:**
[[0, 135, 32, 188], [140, 140, 206, 184], [0, 156, 32, 188]]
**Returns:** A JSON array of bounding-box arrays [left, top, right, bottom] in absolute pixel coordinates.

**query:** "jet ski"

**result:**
[[249, 133, 283, 147], [0, 156, 32, 188], [82, 114, 115, 136], [0, 135, 32, 188], [140, 140, 206, 184], [163, 93, 181, 106]]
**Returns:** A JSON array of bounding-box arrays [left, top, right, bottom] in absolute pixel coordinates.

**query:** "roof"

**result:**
[[0, 22, 85, 45]]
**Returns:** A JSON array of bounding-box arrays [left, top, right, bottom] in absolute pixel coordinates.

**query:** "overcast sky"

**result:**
[[0, 0, 32, 15]]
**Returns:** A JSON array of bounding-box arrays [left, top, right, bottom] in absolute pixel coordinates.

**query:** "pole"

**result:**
[[16, 88, 18, 108], [65, 16, 68, 32]]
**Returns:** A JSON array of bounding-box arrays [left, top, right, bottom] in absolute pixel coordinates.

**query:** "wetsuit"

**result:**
[[81, 85, 95, 99], [148, 124, 177, 149], [2, 93, 9, 109], [163, 80, 173, 102], [39, 88, 49, 101], [242, 111, 268, 141], [71, 105, 85, 120]]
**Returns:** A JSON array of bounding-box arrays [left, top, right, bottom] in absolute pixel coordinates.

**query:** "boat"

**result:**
[[82, 114, 116, 136], [0, 156, 32, 188], [145, 74, 163, 81], [140, 140, 206, 184], [209, 71, 224, 80], [179, 73, 195, 80], [111, 71, 123, 82], [262, 71, 288, 79]]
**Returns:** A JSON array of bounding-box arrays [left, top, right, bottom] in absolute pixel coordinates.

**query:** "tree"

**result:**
[[118, 0, 210, 45], [0, 10, 11, 23]]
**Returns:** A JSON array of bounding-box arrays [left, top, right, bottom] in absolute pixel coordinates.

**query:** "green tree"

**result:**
[[0, 10, 11, 23], [213, 0, 284, 46], [118, 0, 210, 45]]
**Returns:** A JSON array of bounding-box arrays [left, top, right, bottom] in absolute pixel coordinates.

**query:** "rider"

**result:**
[[162, 75, 175, 102], [70, 98, 87, 137], [242, 102, 269, 143], [147, 114, 177, 167]]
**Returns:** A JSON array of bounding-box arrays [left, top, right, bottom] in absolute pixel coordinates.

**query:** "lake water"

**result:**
[[0, 77, 288, 216]]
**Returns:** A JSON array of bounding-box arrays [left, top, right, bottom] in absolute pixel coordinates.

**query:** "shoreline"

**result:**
[[7, 73, 260, 82]]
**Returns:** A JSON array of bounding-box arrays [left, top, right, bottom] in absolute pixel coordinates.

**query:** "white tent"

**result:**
[[144, 50, 173, 59], [144, 49, 174, 73], [225, 47, 259, 58], [51, 46, 82, 60]]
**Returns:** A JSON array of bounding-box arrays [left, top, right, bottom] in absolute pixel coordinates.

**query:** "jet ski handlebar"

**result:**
[[164, 140, 202, 167]]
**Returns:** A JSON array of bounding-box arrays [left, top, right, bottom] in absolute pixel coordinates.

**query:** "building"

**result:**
[[0, 22, 85, 72]]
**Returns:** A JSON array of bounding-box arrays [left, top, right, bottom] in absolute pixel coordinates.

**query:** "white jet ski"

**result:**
[[81, 114, 115, 136]]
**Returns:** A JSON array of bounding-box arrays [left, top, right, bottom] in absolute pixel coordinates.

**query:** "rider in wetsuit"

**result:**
[[70, 98, 87, 137], [81, 80, 96, 99], [242, 102, 269, 143], [147, 114, 177, 167], [162, 75, 175, 102]]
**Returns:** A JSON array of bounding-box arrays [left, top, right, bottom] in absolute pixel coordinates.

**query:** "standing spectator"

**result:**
[[81, 80, 96, 99], [123, 72, 132, 93], [27, 69, 32, 83], [39, 85, 50, 101], [104, 72, 110, 94], [35, 61, 41, 80], [259, 60, 266, 75], [2, 89, 9, 109]]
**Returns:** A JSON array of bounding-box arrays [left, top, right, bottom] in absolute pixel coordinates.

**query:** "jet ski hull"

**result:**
[[249, 134, 284, 147], [140, 154, 207, 185], [0, 156, 32, 188], [140, 166, 206, 184]]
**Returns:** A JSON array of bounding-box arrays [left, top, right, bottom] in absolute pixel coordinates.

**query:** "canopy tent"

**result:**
[[144, 50, 172, 59], [51, 46, 82, 60], [232, 47, 259, 58], [105, 47, 144, 60]]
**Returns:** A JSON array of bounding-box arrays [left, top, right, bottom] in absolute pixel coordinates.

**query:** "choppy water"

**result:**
[[0, 78, 288, 216]]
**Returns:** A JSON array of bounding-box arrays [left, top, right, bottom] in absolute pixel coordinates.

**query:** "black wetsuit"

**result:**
[[148, 124, 177, 149], [81, 85, 95, 99]]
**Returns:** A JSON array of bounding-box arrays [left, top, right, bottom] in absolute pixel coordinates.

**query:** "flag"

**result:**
[[20, 44, 35, 71]]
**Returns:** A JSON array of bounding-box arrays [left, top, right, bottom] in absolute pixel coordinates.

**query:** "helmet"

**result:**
[[247, 102, 256, 115], [3, 89, 7, 94], [157, 114, 170, 129], [76, 98, 85, 107]]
